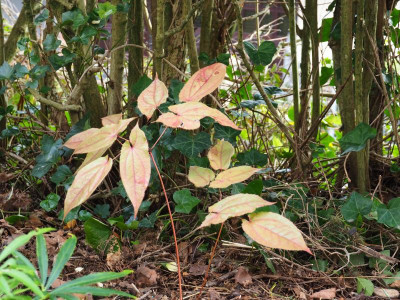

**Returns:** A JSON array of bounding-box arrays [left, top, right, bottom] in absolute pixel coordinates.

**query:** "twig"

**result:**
[[28, 88, 82, 112], [343, 153, 351, 183]]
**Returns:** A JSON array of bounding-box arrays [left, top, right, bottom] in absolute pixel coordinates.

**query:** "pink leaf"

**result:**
[[179, 63, 226, 102], [208, 139, 234, 170], [120, 124, 151, 218], [137, 76, 168, 119], [76, 147, 108, 172], [199, 194, 273, 228], [64, 156, 112, 219], [63, 128, 99, 150], [242, 212, 312, 254], [209, 166, 259, 188], [102, 113, 122, 126]]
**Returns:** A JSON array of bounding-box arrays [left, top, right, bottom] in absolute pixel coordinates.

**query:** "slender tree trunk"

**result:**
[[289, 0, 300, 133], [340, 0, 357, 186], [310, 0, 320, 140], [184, 0, 199, 74], [107, 0, 128, 115], [0, 0, 6, 149], [154, 0, 164, 78], [199, 0, 213, 67], [127, 0, 144, 117]]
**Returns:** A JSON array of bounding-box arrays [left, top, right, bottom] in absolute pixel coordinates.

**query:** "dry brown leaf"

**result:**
[[0, 172, 13, 183], [390, 280, 400, 288], [293, 287, 307, 299], [106, 250, 122, 269], [310, 287, 337, 299], [189, 264, 208, 276], [234, 266, 252, 287], [136, 266, 158, 287], [374, 287, 399, 298], [209, 288, 221, 300]]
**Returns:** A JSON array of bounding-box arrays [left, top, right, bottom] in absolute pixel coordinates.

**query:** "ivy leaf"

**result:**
[[320, 66, 334, 85], [32, 135, 63, 178], [61, 9, 87, 29], [40, 193, 60, 212], [43, 34, 61, 52], [49, 49, 76, 70], [173, 189, 200, 214], [84, 217, 112, 253], [79, 26, 98, 44], [237, 148, 269, 167], [132, 74, 152, 97], [94, 204, 111, 219], [356, 278, 374, 296], [240, 99, 265, 109], [0, 62, 14, 80], [242, 179, 263, 195], [98, 2, 117, 19], [339, 123, 377, 155], [341, 192, 372, 222], [13, 63, 29, 78], [214, 123, 241, 145], [263, 86, 284, 95], [319, 17, 333, 42], [172, 131, 211, 158], [34, 8, 49, 25], [51, 165, 73, 185], [244, 41, 277, 66], [377, 198, 400, 229]]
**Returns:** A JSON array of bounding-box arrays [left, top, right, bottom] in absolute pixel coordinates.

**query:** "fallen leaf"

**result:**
[[235, 266, 252, 286], [374, 287, 399, 298], [189, 264, 208, 276], [310, 288, 337, 299], [63, 219, 77, 230], [209, 288, 221, 300], [0, 172, 14, 183], [136, 266, 158, 287], [390, 280, 400, 288], [106, 250, 122, 269]]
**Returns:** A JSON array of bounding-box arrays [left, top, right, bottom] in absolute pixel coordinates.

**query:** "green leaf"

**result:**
[[49, 49, 76, 70], [263, 86, 284, 95], [139, 211, 157, 228], [392, 8, 400, 26], [29, 65, 50, 79], [13, 63, 29, 78], [357, 277, 374, 296], [94, 204, 110, 218], [319, 17, 333, 42], [214, 123, 241, 145], [61, 9, 87, 29], [240, 100, 265, 109], [237, 148, 268, 167], [34, 8, 49, 25], [1, 269, 45, 297], [244, 41, 277, 66], [172, 131, 211, 158], [377, 198, 400, 229], [43, 34, 61, 51], [0, 228, 53, 262], [217, 53, 230, 66], [32, 135, 63, 178], [51, 165, 73, 185], [84, 218, 112, 252], [242, 179, 263, 195], [78, 210, 92, 221], [1, 126, 19, 138], [339, 123, 377, 155], [5, 214, 28, 225], [173, 189, 201, 214], [320, 66, 334, 85], [0, 275, 12, 297], [45, 235, 77, 290], [51, 270, 132, 295], [132, 74, 152, 97], [169, 79, 184, 101], [40, 193, 60, 212], [98, 2, 117, 19], [231, 183, 246, 194], [0, 62, 13, 80], [108, 216, 138, 231], [36, 234, 48, 286], [341, 192, 372, 222]]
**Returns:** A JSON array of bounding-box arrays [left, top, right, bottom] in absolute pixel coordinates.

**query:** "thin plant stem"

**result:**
[[149, 151, 183, 300]]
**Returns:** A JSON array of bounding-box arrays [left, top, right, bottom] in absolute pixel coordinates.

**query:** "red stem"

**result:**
[[149, 151, 183, 300]]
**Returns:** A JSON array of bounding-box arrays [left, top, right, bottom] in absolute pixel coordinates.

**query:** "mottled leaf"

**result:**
[[188, 166, 215, 187], [242, 212, 311, 253], [64, 156, 112, 218], [179, 63, 226, 102], [209, 166, 259, 188], [208, 139, 234, 170], [199, 194, 273, 228], [137, 76, 168, 119], [120, 125, 151, 218]]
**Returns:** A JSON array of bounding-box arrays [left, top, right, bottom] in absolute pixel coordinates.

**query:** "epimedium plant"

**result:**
[[62, 63, 312, 297]]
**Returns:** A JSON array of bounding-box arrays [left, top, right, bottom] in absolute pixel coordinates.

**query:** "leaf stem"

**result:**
[[149, 151, 183, 300]]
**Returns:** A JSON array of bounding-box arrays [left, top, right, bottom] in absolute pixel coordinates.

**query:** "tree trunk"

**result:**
[[184, 0, 199, 74], [199, 0, 213, 67], [289, 0, 300, 133], [107, 0, 128, 115], [127, 0, 144, 118]]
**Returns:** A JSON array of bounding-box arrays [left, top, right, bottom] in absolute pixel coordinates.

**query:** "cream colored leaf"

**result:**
[[77, 147, 108, 172], [64, 156, 112, 219], [199, 194, 273, 228], [188, 166, 215, 187], [74, 118, 134, 154], [156, 112, 201, 130], [242, 212, 312, 254], [102, 113, 122, 126], [63, 128, 99, 150], [120, 124, 151, 218], [209, 166, 259, 188], [208, 140, 234, 170], [179, 63, 226, 102], [138, 76, 168, 119]]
